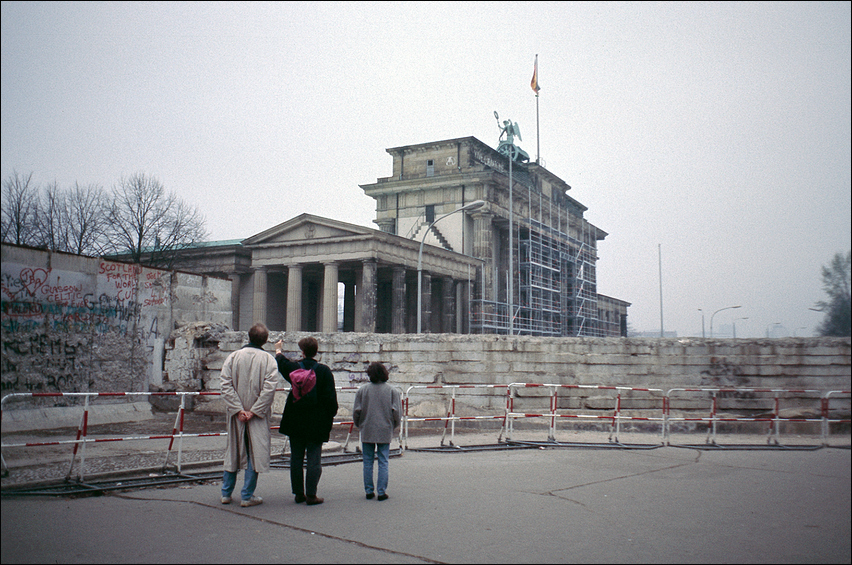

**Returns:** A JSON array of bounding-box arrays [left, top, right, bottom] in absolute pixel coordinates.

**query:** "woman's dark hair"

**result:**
[[366, 362, 389, 383], [298, 336, 319, 359], [248, 323, 269, 347]]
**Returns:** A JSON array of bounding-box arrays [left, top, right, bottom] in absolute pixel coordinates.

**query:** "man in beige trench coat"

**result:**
[[219, 322, 279, 507]]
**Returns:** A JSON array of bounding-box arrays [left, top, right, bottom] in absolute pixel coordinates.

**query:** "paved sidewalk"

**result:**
[[2, 442, 850, 563]]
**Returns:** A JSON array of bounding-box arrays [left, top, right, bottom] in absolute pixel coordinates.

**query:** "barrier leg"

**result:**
[[439, 404, 452, 447], [403, 394, 410, 451], [608, 393, 621, 444], [548, 388, 556, 442], [65, 396, 89, 481], [162, 396, 184, 472], [176, 394, 186, 473], [706, 393, 718, 445], [343, 422, 355, 453], [766, 396, 780, 446], [450, 390, 457, 447], [497, 388, 511, 443]]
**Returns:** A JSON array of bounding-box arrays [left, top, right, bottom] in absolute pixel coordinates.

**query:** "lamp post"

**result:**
[[732, 317, 748, 338], [698, 308, 705, 338], [418, 200, 486, 334], [710, 305, 741, 338]]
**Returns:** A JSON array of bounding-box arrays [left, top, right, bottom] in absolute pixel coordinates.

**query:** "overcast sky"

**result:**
[[2, 1, 850, 339]]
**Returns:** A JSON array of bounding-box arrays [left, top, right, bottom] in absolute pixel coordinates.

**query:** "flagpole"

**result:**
[[532, 54, 540, 164], [536, 89, 540, 164]]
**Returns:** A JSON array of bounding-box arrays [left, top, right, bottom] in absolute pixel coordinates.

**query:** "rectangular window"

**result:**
[[426, 159, 434, 177], [426, 205, 435, 223]]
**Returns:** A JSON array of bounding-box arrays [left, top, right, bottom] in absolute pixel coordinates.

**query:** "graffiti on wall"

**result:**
[[1, 245, 232, 397], [0, 259, 173, 394]]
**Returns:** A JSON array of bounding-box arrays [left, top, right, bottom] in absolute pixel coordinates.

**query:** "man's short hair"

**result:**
[[366, 362, 389, 383], [248, 323, 269, 347], [298, 336, 319, 359]]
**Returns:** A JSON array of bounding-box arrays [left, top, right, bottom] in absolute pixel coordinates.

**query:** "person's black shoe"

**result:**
[[294, 494, 306, 503], [366, 493, 375, 500], [377, 494, 388, 501]]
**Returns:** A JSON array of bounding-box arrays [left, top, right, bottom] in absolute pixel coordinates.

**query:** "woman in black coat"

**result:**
[[275, 336, 338, 506]]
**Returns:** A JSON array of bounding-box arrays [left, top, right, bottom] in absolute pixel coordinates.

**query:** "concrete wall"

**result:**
[[1, 244, 232, 407], [167, 330, 851, 420]]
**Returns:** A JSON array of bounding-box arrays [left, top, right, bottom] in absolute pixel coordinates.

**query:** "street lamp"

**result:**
[[710, 305, 741, 338], [698, 308, 705, 338], [732, 317, 748, 338], [418, 200, 486, 333]]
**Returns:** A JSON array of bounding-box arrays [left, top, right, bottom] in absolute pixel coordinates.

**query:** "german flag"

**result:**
[[531, 54, 540, 95]]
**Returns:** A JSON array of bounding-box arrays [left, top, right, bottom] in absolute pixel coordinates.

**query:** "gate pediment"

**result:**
[[242, 213, 374, 246]]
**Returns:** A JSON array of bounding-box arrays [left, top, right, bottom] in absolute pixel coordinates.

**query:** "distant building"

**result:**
[[138, 135, 629, 336], [630, 330, 679, 338]]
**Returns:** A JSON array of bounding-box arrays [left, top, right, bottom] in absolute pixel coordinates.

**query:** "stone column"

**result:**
[[358, 259, 377, 332], [456, 280, 467, 333], [472, 211, 494, 300], [375, 218, 395, 234], [472, 210, 494, 329], [391, 266, 406, 334], [286, 264, 302, 332], [420, 271, 432, 333], [442, 277, 455, 333], [343, 279, 356, 332], [251, 267, 268, 326], [229, 273, 241, 331], [322, 261, 339, 333], [354, 268, 363, 331]]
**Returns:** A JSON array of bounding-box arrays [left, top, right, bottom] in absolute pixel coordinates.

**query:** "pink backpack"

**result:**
[[290, 361, 317, 402]]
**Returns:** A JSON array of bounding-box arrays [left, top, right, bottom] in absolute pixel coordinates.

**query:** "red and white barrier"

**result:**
[[504, 383, 667, 444], [402, 385, 509, 449], [663, 388, 852, 446], [1, 386, 361, 480], [3, 385, 849, 478]]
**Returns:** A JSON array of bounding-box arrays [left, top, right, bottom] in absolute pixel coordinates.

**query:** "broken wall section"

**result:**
[[1, 244, 232, 415]]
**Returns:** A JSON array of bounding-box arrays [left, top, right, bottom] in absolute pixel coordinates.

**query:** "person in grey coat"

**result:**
[[352, 362, 402, 501]]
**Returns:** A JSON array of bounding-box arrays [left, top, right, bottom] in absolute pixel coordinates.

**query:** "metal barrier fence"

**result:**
[[401, 384, 850, 449], [3, 385, 850, 480], [663, 387, 852, 447], [0, 387, 365, 481], [504, 383, 667, 445], [402, 384, 509, 449]]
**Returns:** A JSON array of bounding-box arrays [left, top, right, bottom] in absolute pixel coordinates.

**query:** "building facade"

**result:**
[[360, 136, 629, 336], [154, 135, 628, 336]]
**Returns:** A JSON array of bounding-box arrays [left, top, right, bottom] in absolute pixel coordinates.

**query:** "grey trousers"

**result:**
[[289, 437, 323, 496]]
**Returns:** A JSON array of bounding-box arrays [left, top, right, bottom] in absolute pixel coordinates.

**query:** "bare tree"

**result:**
[[1, 171, 38, 245], [65, 181, 109, 255], [105, 172, 208, 266], [33, 181, 67, 251]]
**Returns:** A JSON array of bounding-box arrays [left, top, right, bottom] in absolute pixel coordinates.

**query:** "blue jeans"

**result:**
[[222, 430, 258, 501], [362, 442, 390, 496]]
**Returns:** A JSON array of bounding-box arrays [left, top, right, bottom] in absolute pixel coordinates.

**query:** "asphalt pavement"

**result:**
[[1, 438, 850, 564]]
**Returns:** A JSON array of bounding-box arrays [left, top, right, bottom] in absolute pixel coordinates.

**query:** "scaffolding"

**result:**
[[470, 215, 603, 337]]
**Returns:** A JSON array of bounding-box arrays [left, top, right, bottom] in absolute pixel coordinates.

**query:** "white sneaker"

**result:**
[[241, 496, 263, 507], [221, 496, 232, 504]]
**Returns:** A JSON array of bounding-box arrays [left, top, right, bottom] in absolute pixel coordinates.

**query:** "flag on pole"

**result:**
[[530, 54, 540, 95]]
